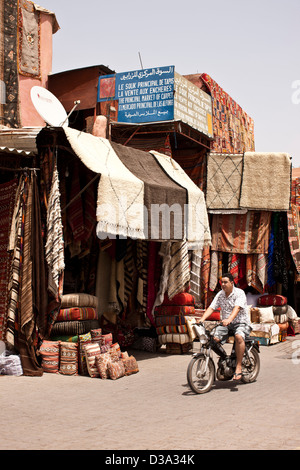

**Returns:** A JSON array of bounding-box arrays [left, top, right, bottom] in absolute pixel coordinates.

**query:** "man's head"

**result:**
[[221, 273, 234, 296]]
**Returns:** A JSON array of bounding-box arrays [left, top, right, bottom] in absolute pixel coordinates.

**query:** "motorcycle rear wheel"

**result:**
[[241, 348, 260, 383], [187, 356, 215, 394]]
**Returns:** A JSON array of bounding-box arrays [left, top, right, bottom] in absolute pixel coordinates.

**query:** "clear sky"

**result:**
[[43, 0, 300, 167]]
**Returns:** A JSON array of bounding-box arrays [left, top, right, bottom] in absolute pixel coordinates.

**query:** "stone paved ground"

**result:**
[[0, 336, 300, 451]]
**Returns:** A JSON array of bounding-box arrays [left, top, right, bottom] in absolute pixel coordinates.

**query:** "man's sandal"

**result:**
[[233, 372, 242, 381]]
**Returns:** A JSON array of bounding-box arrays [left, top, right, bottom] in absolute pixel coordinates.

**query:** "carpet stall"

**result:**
[[202, 150, 299, 315], [34, 127, 212, 360]]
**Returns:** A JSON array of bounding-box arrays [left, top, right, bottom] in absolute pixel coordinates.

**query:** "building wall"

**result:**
[[19, 12, 55, 127]]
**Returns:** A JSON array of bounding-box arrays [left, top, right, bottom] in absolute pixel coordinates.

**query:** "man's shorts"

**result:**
[[213, 323, 252, 344]]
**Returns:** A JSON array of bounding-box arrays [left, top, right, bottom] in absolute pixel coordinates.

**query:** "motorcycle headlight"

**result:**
[[193, 324, 208, 344]]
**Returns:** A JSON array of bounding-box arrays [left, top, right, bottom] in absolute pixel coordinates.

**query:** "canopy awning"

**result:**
[[37, 127, 211, 246]]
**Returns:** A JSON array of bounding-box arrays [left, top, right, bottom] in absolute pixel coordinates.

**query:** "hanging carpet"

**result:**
[[18, 0, 41, 78], [206, 153, 243, 211], [240, 152, 291, 211], [0, 178, 18, 343], [110, 141, 187, 241], [150, 150, 211, 246], [63, 127, 145, 240], [0, 0, 20, 127], [211, 211, 271, 254]]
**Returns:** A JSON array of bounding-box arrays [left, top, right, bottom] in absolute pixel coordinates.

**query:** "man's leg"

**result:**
[[234, 333, 245, 379], [213, 325, 228, 344]]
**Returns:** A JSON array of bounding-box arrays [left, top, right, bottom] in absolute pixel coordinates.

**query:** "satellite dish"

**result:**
[[30, 86, 69, 127]]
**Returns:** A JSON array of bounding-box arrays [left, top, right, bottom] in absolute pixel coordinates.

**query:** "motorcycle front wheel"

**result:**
[[187, 355, 215, 394], [241, 348, 260, 383]]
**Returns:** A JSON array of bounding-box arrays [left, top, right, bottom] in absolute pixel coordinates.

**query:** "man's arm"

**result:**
[[200, 306, 214, 323]]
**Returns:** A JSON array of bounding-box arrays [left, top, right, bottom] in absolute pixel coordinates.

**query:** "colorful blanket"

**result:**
[[200, 73, 255, 154], [156, 325, 188, 335], [56, 307, 98, 322], [211, 211, 271, 254], [291, 177, 300, 206], [173, 150, 207, 192], [155, 315, 189, 327], [155, 305, 195, 316], [162, 292, 195, 306]]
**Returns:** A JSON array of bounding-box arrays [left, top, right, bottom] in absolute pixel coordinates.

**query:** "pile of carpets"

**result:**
[[39, 327, 139, 380], [50, 293, 100, 340], [200, 73, 255, 154], [250, 294, 299, 345], [154, 293, 197, 354]]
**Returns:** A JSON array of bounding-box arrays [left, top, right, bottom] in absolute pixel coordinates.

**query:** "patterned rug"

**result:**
[[1, 0, 20, 127], [6, 176, 26, 348], [0, 178, 18, 342], [173, 150, 207, 193], [18, 0, 41, 78], [211, 211, 272, 254], [200, 73, 255, 154], [167, 241, 190, 300], [206, 153, 243, 210]]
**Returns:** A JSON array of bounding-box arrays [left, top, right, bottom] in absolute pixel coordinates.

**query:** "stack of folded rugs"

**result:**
[[250, 294, 299, 345], [154, 292, 197, 354], [50, 293, 100, 340]]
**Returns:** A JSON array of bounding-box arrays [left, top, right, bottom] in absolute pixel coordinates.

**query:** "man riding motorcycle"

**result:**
[[200, 273, 252, 381]]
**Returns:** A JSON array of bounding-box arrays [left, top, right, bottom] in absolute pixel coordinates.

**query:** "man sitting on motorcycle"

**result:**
[[200, 273, 252, 381]]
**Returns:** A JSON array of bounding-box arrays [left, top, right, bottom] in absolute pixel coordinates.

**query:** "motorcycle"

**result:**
[[187, 322, 260, 394]]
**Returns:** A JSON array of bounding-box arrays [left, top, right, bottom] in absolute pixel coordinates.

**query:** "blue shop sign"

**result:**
[[98, 66, 175, 124]]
